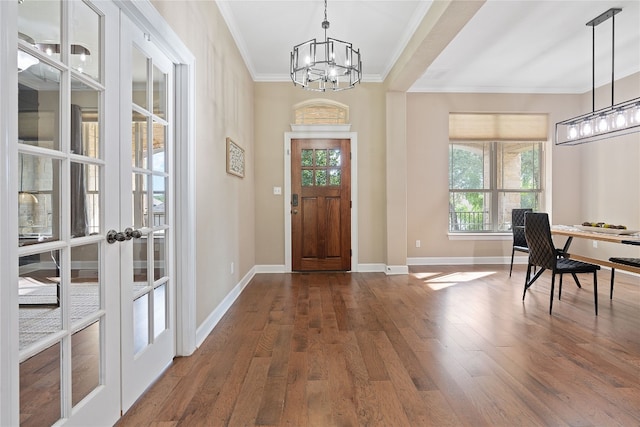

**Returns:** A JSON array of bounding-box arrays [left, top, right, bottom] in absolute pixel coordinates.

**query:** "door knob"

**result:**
[[124, 227, 142, 239], [292, 209, 298, 214], [107, 228, 143, 244], [106, 229, 126, 244]]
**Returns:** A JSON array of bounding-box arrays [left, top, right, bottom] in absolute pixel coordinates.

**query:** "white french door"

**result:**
[[119, 13, 176, 413], [4, 1, 178, 424], [13, 1, 121, 425]]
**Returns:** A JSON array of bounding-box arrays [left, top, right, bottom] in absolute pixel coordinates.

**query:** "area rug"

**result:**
[[19, 284, 100, 351], [18, 277, 59, 305]]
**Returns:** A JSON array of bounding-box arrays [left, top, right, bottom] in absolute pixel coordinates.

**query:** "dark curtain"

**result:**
[[70, 104, 88, 237]]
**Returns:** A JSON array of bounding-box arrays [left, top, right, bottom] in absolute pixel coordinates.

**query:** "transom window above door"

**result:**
[[293, 99, 349, 125]]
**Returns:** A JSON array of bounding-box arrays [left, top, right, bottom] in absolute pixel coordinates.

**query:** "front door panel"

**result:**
[[291, 139, 351, 271]]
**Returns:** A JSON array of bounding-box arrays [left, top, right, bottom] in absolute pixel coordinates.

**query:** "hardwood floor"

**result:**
[[116, 266, 640, 426]]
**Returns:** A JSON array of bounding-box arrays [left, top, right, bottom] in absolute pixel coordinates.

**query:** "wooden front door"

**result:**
[[291, 139, 351, 271]]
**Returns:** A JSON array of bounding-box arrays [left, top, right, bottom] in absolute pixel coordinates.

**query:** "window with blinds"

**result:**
[[448, 113, 548, 232]]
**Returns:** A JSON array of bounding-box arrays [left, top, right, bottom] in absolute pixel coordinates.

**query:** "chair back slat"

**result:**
[[524, 212, 557, 270]]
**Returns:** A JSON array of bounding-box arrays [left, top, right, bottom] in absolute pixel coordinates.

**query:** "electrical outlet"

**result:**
[[230, 262, 234, 274], [592, 240, 598, 248], [273, 186, 282, 195], [416, 240, 421, 248]]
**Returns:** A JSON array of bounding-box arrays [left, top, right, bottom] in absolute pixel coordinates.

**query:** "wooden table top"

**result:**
[[551, 225, 640, 244]]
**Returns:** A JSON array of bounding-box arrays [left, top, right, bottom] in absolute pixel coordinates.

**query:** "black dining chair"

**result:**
[[509, 208, 532, 277], [523, 212, 601, 315], [608, 240, 640, 299]]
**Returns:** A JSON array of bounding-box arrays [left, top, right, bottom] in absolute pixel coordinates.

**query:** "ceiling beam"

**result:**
[[385, 0, 485, 92]]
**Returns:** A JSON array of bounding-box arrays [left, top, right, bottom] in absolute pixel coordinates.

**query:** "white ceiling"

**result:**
[[217, 0, 640, 94]]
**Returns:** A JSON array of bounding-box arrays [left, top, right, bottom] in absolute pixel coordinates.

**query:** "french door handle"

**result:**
[[106, 229, 126, 244], [124, 227, 142, 239], [107, 228, 143, 244]]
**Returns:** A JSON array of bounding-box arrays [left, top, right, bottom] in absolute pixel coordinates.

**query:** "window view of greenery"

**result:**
[[301, 149, 341, 187], [449, 141, 542, 232]]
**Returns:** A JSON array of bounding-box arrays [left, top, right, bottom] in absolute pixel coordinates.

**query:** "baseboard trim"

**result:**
[[195, 266, 256, 347], [407, 256, 527, 265], [357, 263, 386, 273], [254, 264, 287, 273], [385, 265, 409, 275]]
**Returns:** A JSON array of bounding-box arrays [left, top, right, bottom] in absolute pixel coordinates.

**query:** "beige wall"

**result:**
[[152, 1, 255, 326], [570, 72, 640, 260], [405, 72, 640, 262], [254, 83, 387, 266], [150, 0, 638, 327]]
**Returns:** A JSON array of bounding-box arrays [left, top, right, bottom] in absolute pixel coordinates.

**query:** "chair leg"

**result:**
[[571, 273, 582, 288], [594, 271, 598, 316], [523, 264, 531, 300], [510, 248, 515, 277], [549, 273, 556, 315], [523, 266, 546, 300], [610, 268, 615, 299], [558, 274, 563, 300]]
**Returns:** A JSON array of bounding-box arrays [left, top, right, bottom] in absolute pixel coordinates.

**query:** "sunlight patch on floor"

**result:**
[[421, 271, 496, 290]]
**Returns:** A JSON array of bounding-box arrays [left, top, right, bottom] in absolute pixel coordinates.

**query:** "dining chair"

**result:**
[[608, 240, 640, 299], [523, 212, 601, 315], [509, 208, 532, 277]]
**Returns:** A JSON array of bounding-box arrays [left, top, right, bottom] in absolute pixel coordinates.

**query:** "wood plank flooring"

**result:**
[[116, 266, 640, 426]]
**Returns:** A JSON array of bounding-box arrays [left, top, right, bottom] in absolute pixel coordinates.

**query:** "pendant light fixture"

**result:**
[[556, 8, 640, 145], [290, 0, 362, 91]]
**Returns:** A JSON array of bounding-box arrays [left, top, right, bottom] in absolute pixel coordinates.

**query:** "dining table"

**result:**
[[551, 225, 640, 275]]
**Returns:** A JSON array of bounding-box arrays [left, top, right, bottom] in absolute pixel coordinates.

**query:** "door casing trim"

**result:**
[[284, 129, 358, 272]]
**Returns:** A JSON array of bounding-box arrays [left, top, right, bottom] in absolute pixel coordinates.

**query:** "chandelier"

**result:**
[[556, 8, 640, 145], [290, 0, 362, 91]]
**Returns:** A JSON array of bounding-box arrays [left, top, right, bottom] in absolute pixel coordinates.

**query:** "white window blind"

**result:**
[[449, 113, 548, 141]]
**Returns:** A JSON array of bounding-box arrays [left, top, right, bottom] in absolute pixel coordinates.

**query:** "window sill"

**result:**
[[448, 233, 512, 241]]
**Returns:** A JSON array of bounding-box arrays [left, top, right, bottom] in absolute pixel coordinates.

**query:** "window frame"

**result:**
[[448, 140, 544, 233]]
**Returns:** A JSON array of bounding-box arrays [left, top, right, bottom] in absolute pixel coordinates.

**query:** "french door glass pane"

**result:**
[[132, 111, 149, 168], [132, 173, 148, 228], [71, 77, 100, 158], [18, 0, 61, 63], [82, 163, 101, 235], [153, 284, 166, 338], [70, 243, 100, 317], [153, 231, 166, 281], [18, 250, 62, 351], [152, 122, 166, 172], [133, 237, 148, 285], [20, 342, 61, 427], [133, 294, 149, 354], [18, 62, 61, 151], [71, 162, 100, 238], [18, 154, 60, 243], [69, 1, 100, 80], [71, 321, 100, 407], [132, 47, 148, 110], [152, 64, 167, 119], [153, 177, 166, 226]]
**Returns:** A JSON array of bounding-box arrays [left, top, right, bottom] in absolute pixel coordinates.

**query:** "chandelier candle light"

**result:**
[[290, 0, 362, 91], [556, 8, 640, 145]]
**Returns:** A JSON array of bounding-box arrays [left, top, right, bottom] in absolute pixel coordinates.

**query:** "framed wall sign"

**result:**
[[226, 137, 245, 178]]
